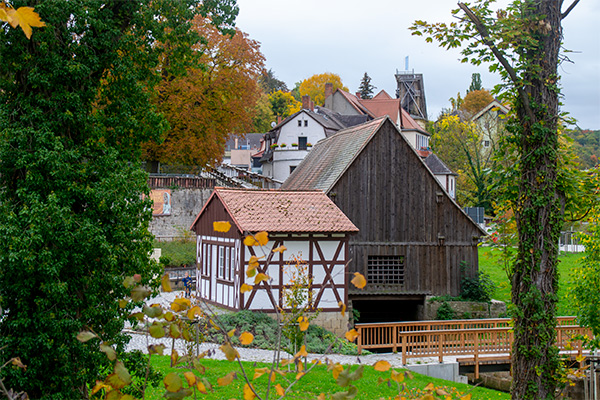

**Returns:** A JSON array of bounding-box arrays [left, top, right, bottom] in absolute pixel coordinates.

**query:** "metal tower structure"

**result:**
[[395, 69, 428, 120]]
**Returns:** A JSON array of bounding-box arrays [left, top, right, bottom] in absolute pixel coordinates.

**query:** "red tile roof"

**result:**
[[208, 188, 358, 234]]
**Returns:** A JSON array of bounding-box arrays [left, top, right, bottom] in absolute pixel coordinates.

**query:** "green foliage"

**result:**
[[467, 72, 483, 93], [460, 262, 495, 302], [0, 0, 235, 397], [358, 72, 376, 100], [154, 239, 196, 267], [203, 310, 362, 356], [435, 301, 456, 320], [268, 90, 301, 118]]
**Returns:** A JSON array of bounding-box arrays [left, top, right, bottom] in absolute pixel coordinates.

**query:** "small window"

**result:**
[[304, 120, 308, 127], [298, 136, 307, 150], [218, 247, 225, 278], [367, 255, 405, 285], [483, 140, 490, 148], [290, 166, 296, 174], [298, 120, 302, 127]]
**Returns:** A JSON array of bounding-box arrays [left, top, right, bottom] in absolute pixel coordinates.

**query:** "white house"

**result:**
[[189, 188, 359, 335]]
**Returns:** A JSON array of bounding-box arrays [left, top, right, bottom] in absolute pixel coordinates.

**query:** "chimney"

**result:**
[[324, 82, 333, 100], [234, 138, 238, 149], [302, 95, 310, 110], [310, 99, 314, 111]]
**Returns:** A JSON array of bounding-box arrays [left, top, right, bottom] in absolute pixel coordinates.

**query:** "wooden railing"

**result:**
[[356, 317, 590, 378]]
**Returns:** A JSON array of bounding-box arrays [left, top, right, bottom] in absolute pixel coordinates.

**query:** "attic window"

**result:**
[[304, 120, 308, 127], [298, 120, 302, 127], [367, 255, 405, 285]]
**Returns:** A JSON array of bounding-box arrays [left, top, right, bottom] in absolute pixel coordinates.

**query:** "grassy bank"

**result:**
[[141, 356, 510, 399], [478, 247, 584, 316]]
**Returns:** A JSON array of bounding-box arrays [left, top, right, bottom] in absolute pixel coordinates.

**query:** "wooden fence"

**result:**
[[356, 317, 590, 378]]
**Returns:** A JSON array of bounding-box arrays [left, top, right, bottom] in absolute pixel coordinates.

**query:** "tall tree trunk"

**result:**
[[510, 0, 563, 398]]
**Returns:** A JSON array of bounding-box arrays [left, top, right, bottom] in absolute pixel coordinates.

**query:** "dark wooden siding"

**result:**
[[191, 194, 241, 240], [330, 120, 482, 297]]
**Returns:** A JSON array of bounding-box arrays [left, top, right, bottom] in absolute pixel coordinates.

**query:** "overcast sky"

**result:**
[[236, 0, 600, 129]]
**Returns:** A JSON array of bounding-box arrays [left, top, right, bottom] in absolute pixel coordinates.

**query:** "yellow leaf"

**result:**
[[255, 231, 269, 246], [254, 273, 270, 284], [171, 297, 191, 312], [317, 394, 326, 400], [217, 371, 236, 386], [220, 342, 239, 361], [351, 272, 367, 289], [424, 382, 435, 391], [161, 274, 172, 292], [253, 367, 268, 380], [91, 380, 110, 395], [373, 360, 391, 372], [272, 245, 287, 253], [118, 299, 129, 308], [171, 349, 179, 366], [576, 354, 586, 363], [244, 235, 257, 246], [246, 265, 257, 278], [436, 388, 450, 396], [10, 358, 25, 370], [345, 329, 359, 342], [228, 328, 236, 338], [249, 255, 260, 268], [184, 371, 197, 386], [391, 369, 405, 383], [0, 8, 8, 24], [332, 363, 344, 379], [298, 316, 309, 331], [241, 283, 253, 293], [187, 306, 202, 320], [213, 221, 231, 232], [460, 395, 472, 400], [164, 372, 183, 392], [295, 372, 305, 380], [243, 383, 256, 400], [275, 384, 285, 396], [76, 331, 97, 343], [196, 381, 207, 394], [338, 301, 346, 316], [240, 331, 254, 345], [6, 7, 45, 39], [295, 345, 308, 358]]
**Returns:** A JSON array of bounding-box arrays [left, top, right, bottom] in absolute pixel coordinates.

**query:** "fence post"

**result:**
[[438, 332, 443, 363], [474, 332, 480, 380]]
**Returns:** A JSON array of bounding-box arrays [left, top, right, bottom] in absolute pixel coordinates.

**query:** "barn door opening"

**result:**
[[351, 298, 424, 323]]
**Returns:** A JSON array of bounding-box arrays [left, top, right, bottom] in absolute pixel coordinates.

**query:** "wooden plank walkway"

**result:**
[[355, 317, 591, 379]]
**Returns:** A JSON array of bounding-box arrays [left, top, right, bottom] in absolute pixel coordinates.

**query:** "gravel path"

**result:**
[[125, 290, 459, 368]]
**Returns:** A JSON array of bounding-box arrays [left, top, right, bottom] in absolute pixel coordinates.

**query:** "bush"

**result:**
[[460, 262, 495, 302], [436, 301, 455, 320], [203, 310, 363, 355]]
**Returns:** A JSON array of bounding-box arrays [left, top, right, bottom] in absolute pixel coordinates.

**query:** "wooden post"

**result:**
[[402, 333, 407, 365], [357, 326, 362, 355], [474, 332, 480, 380], [393, 325, 398, 353], [438, 332, 444, 363]]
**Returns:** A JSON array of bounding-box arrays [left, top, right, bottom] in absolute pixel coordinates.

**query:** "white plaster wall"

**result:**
[[277, 113, 326, 146]]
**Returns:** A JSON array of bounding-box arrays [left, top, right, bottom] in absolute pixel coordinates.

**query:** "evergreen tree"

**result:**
[[0, 0, 236, 397], [467, 72, 483, 93], [358, 72, 376, 99]]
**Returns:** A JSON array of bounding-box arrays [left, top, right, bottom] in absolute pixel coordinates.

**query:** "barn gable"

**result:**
[[282, 117, 485, 322]]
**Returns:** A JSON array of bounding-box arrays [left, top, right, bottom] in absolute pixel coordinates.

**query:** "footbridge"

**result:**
[[356, 317, 590, 379]]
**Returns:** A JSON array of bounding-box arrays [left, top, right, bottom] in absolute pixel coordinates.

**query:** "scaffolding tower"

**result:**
[[395, 70, 428, 120]]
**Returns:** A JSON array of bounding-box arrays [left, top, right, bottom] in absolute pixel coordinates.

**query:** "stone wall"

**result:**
[[149, 188, 213, 240], [420, 297, 507, 320], [311, 312, 351, 337]]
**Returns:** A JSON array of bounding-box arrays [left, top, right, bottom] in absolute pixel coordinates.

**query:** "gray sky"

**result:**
[[236, 0, 600, 129]]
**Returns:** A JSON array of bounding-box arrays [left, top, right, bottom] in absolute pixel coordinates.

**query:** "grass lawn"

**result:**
[[141, 356, 510, 400], [478, 247, 584, 316]]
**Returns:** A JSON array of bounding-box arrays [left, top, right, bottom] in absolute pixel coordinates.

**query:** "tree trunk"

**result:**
[[510, 0, 564, 398]]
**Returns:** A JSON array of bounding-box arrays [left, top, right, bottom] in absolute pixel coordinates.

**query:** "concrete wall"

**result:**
[[150, 187, 213, 240]]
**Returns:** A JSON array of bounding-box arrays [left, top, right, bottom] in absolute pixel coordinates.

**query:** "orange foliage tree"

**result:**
[[460, 89, 494, 118], [143, 16, 265, 167]]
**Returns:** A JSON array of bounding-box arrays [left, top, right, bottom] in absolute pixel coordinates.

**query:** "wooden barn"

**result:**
[[282, 117, 486, 323], [189, 188, 358, 333]]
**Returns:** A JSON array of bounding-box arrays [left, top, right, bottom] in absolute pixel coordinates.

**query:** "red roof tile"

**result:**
[[211, 188, 358, 234]]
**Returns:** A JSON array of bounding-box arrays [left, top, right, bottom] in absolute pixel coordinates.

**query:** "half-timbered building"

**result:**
[[189, 188, 358, 334], [282, 117, 486, 323]]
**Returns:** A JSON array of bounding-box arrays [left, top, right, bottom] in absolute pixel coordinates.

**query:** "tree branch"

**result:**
[[458, 2, 535, 122], [561, 0, 580, 19]]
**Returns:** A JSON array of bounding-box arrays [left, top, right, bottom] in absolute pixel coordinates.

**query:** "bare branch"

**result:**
[[458, 2, 535, 122], [561, 0, 580, 19]]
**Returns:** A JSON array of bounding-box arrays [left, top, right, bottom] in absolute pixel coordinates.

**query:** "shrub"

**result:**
[[436, 301, 455, 320], [460, 262, 495, 302]]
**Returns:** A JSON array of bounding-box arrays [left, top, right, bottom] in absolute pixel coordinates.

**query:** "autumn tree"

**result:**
[[461, 89, 495, 117], [412, 0, 581, 397], [143, 15, 264, 168], [430, 115, 493, 212], [268, 90, 301, 120], [358, 72, 376, 99], [298, 72, 348, 106], [0, 0, 235, 397]]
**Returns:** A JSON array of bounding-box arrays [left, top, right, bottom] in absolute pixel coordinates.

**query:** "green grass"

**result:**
[[141, 356, 510, 399], [478, 247, 585, 316], [153, 239, 196, 267]]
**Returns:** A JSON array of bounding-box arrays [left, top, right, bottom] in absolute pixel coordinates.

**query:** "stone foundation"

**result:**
[[420, 297, 507, 320], [311, 311, 351, 337]]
